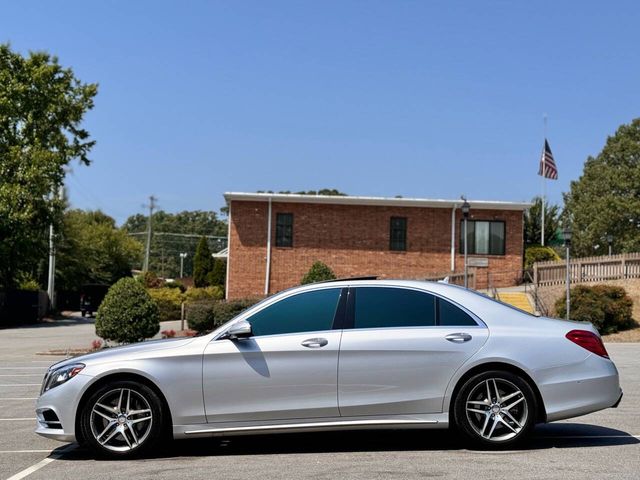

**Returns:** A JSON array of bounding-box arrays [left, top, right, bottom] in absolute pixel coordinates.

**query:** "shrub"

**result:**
[[136, 271, 164, 288], [555, 285, 635, 334], [212, 298, 262, 325], [186, 297, 261, 334], [164, 280, 186, 292], [147, 287, 184, 322], [161, 329, 176, 338], [186, 300, 216, 333], [185, 286, 224, 302], [96, 277, 160, 343], [525, 245, 561, 270], [301, 261, 337, 284]]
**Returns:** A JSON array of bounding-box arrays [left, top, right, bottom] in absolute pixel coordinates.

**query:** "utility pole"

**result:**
[[143, 195, 157, 272], [46, 186, 64, 312]]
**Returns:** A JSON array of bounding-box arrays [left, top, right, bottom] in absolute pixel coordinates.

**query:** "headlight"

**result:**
[[41, 363, 85, 394]]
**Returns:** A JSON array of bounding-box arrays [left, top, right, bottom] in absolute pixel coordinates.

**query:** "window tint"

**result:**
[[389, 217, 407, 251], [248, 288, 341, 336], [438, 298, 477, 326], [276, 213, 293, 247], [354, 287, 435, 329]]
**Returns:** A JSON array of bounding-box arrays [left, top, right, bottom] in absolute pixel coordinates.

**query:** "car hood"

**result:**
[[48, 337, 197, 370]]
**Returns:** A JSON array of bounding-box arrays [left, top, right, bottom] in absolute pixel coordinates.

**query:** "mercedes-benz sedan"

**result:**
[[35, 280, 622, 458]]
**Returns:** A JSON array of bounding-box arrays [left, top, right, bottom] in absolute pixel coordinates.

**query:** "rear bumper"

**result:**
[[537, 354, 621, 422]]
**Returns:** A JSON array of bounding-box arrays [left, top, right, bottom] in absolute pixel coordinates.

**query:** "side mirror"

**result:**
[[226, 320, 252, 340]]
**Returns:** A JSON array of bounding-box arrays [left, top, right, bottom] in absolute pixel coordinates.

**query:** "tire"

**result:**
[[79, 380, 165, 459], [453, 370, 537, 448]]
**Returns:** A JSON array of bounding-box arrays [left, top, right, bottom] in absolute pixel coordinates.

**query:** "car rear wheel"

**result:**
[[453, 370, 537, 448], [79, 380, 165, 458]]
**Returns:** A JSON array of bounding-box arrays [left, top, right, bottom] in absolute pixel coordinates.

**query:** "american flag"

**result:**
[[538, 139, 558, 180]]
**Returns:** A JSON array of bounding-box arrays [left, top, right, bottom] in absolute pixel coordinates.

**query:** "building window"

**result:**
[[276, 213, 293, 247], [459, 220, 505, 255], [389, 217, 407, 251]]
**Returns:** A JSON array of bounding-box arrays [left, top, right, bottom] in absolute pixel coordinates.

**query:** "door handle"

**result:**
[[301, 338, 328, 348], [445, 333, 472, 343]]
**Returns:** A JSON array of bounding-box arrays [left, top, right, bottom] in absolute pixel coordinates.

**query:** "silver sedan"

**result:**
[[35, 280, 622, 458]]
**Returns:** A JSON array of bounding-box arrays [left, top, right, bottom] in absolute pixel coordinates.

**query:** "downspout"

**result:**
[[264, 197, 272, 296], [224, 201, 231, 300], [451, 204, 457, 272]]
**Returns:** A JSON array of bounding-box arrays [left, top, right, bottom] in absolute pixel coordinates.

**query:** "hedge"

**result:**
[[555, 285, 635, 334]]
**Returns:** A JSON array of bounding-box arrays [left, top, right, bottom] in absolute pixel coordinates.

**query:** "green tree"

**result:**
[[0, 45, 97, 288], [524, 196, 561, 247], [56, 210, 143, 291], [193, 237, 213, 287], [301, 261, 337, 284], [563, 119, 640, 257], [206, 258, 226, 288], [96, 277, 160, 344]]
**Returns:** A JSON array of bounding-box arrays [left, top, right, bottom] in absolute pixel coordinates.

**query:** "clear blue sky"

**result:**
[[2, 1, 639, 224]]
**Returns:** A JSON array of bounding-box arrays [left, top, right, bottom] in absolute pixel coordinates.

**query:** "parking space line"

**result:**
[[0, 368, 45, 370], [6, 444, 75, 480], [0, 450, 52, 454], [0, 384, 41, 387]]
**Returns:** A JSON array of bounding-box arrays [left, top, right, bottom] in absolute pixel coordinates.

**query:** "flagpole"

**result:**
[[541, 114, 547, 246]]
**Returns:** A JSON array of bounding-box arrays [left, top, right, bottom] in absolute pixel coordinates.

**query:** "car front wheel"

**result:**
[[453, 370, 537, 448], [79, 380, 165, 458]]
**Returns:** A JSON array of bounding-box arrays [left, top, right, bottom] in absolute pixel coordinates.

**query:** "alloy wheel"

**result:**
[[89, 388, 154, 452], [465, 377, 528, 442]]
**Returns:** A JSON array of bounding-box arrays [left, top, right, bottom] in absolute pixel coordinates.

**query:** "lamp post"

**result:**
[[462, 198, 471, 288], [563, 227, 572, 320], [179, 252, 188, 278], [606, 234, 613, 257]]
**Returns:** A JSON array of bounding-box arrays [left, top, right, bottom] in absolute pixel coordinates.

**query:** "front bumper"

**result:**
[[34, 373, 94, 443]]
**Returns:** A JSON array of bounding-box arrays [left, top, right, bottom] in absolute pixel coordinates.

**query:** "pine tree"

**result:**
[[193, 237, 212, 287]]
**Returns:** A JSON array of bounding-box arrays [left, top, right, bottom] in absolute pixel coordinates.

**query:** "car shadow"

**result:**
[[54, 423, 638, 461]]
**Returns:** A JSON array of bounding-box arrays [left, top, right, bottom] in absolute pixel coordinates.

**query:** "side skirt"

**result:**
[[174, 414, 449, 438]]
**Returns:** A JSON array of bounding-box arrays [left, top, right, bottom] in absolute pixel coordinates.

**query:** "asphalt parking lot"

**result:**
[[1, 317, 638, 480]]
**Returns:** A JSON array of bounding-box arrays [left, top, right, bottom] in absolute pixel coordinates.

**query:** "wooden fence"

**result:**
[[533, 252, 640, 286]]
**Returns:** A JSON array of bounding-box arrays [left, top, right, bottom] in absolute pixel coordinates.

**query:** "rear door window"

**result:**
[[353, 287, 436, 329]]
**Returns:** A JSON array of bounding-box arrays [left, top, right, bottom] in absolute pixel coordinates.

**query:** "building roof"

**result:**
[[224, 192, 531, 211]]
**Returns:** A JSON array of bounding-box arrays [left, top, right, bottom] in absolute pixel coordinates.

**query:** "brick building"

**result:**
[[224, 192, 530, 299]]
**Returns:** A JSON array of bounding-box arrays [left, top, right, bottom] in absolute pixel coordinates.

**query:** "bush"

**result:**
[[301, 261, 337, 284], [525, 245, 561, 270], [213, 298, 261, 325], [164, 280, 186, 292], [147, 287, 183, 322], [136, 271, 164, 288], [96, 277, 160, 343], [555, 285, 635, 334], [185, 286, 224, 302], [186, 300, 216, 333]]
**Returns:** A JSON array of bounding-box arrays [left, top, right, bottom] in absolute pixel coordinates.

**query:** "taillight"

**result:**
[[565, 330, 609, 358]]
